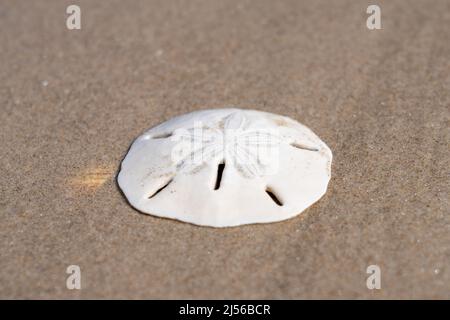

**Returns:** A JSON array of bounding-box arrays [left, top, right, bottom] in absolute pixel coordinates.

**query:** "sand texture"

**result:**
[[0, 0, 449, 299]]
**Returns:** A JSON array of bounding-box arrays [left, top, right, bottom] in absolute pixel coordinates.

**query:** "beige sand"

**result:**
[[0, 0, 449, 299]]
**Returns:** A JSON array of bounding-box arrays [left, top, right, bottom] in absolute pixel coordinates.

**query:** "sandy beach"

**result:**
[[0, 0, 449, 298]]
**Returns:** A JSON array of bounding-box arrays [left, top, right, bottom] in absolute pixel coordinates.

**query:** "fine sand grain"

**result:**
[[0, 0, 449, 298]]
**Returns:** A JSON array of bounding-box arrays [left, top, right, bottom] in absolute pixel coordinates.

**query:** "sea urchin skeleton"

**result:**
[[118, 108, 332, 227]]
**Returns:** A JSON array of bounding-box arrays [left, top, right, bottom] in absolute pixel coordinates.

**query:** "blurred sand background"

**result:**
[[0, 0, 449, 299]]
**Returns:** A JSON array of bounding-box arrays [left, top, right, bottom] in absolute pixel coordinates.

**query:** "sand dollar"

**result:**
[[118, 108, 332, 227]]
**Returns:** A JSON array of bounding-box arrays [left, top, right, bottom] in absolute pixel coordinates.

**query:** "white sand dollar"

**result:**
[[118, 108, 332, 227]]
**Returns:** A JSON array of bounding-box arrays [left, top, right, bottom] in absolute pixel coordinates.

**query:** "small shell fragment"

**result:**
[[118, 108, 332, 227]]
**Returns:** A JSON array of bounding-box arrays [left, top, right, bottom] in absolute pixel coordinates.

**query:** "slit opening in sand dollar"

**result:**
[[214, 161, 226, 190], [290, 142, 319, 152], [151, 132, 173, 139], [148, 179, 173, 199], [265, 187, 283, 206]]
